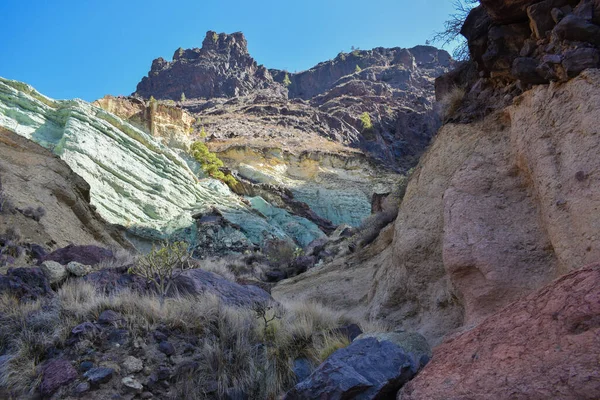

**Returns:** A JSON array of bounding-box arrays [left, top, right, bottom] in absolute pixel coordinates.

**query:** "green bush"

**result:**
[[191, 141, 238, 187], [283, 73, 292, 87], [355, 65, 362, 73], [360, 112, 373, 132]]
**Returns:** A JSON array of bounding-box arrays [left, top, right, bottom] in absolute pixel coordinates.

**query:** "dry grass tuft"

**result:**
[[0, 277, 380, 398], [439, 86, 466, 120]]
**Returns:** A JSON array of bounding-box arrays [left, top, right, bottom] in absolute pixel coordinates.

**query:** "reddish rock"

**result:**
[[399, 264, 600, 400], [40, 359, 77, 397]]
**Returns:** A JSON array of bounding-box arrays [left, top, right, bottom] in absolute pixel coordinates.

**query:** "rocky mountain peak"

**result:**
[[134, 31, 281, 100]]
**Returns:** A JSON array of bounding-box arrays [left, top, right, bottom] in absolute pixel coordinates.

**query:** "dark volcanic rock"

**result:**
[[84, 367, 114, 386], [83, 266, 146, 294], [41, 244, 113, 266], [40, 359, 78, 397], [0, 267, 52, 300], [173, 268, 272, 306], [285, 334, 430, 400], [135, 31, 285, 100]]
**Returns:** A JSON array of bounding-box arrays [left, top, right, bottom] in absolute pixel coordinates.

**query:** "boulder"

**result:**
[[0, 267, 52, 300], [399, 264, 600, 400], [527, 0, 571, 39], [122, 356, 144, 374], [41, 244, 113, 266], [40, 260, 67, 284], [512, 57, 548, 84], [122, 376, 144, 393], [66, 261, 92, 277], [84, 367, 114, 386], [553, 14, 600, 44], [562, 47, 600, 77], [40, 359, 78, 397], [83, 266, 146, 294], [285, 333, 430, 399], [173, 269, 272, 306]]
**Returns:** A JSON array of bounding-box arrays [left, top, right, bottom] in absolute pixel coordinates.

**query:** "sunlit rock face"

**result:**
[[0, 77, 324, 248]]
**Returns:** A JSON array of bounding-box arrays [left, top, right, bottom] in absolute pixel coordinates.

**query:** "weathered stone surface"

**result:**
[[562, 47, 600, 76], [42, 245, 113, 267], [122, 356, 144, 374], [40, 359, 78, 397], [527, 0, 570, 38], [286, 335, 429, 400], [174, 268, 272, 306], [399, 264, 600, 400], [276, 69, 600, 346], [0, 267, 52, 300], [135, 31, 284, 100], [0, 127, 129, 250], [40, 260, 67, 284], [122, 376, 144, 393], [512, 57, 547, 83], [66, 261, 92, 277], [0, 78, 312, 248], [83, 367, 114, 385], [553, 13, 600, 44], [158, 341, 175, 356], [83, 266, 146, 294]]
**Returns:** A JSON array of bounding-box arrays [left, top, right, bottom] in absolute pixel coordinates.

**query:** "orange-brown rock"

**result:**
[[399, 263, 600, 400]]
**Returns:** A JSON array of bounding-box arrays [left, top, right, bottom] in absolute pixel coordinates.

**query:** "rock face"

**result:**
[[134, 32, 453, 170], [399, 264, 600, 400], [446, 0, 600, 122], [0, 77, 324, 249], [275, 68, 600, 345], [93, 95, 195, 140], [135, 31, 285, 100], [0, 127, 129, 250]]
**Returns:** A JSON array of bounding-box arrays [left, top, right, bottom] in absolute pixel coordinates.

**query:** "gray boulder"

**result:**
[[40, 261, 67, 284], [285, 332, 430, 400]]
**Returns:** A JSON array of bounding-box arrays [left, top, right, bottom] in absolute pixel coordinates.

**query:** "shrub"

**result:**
[[439, 85, 466, 120], [128, 241, 192, 306], [180, 92, 186, 102], [261, 238, 297, 268], [0, 227, 24, 269], [355, 65, 362, 73], [212, 32, 219, 43], [360, 112, 373, 132], [190, 141, 238, 187], [283, 73, 292, 87]]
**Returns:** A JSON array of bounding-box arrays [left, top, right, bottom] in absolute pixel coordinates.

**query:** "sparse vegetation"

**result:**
[[190, 140, 238, 187], [0, 276, 368, 398], [355, 65, 362, 73], [212, 32, 219, 43], [0, 227, 24, 269], [439, 85, 466, 120], [128, 241, 192, 306], [261, 238, 298, 268], [180, 92, 186, 102], [283, 73, 292, 87], [18, 205, 46, 222], [360, 112, 373, 132]]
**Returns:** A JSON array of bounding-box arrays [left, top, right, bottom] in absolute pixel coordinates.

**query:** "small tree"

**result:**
[[283, 73, 292, 87], [360, 112, 373, 132], [355, 65, 362, 73], [128, 241, 192, 306], [212, 32, 219, 43], [432, 0, 479, 60], [180, 92, 186, 102], [190, 141, 238, 187]]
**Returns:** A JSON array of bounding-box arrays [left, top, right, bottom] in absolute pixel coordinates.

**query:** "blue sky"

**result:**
[[0, 0, 460, 101]]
